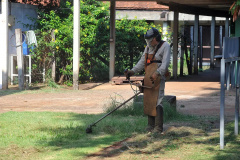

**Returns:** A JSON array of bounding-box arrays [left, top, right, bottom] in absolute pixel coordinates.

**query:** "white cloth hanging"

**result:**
[[26, 30, 37, 47]]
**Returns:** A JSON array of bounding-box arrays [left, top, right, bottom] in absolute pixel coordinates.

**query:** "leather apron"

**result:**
[[143, 53, 161, 116]]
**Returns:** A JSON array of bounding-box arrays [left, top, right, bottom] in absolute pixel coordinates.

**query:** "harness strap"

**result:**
[[146, 40, 165, 66], [152, 40, 165, 60], [146, 59, 162, 65]]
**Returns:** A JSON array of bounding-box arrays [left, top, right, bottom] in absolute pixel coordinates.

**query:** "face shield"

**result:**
[[145, 37, 154, 48]]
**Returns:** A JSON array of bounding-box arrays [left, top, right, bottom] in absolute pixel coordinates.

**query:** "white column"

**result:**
[[51, 30, 56, 82], [0, 0, 9, 89], [109, 1, 116, 81], [162, 21, 168, 41], [73, 0, 80, 90]]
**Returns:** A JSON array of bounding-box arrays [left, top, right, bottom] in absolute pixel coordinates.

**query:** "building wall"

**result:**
[[8, 2, 37, 56], [0, 2, 37, 89]]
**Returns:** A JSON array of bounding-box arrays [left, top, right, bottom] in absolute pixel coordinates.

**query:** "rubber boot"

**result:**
[[153, 105, 163, 133], [145, 115, 155, 132]]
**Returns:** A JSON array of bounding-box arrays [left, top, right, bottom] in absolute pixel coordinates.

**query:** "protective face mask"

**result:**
[[145, 38, 153, 48]]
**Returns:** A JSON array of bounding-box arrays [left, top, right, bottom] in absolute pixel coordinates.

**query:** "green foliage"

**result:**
[[230, 0, 240, 15], [46, 79, 60, 88], [32, 0, 170, 85]]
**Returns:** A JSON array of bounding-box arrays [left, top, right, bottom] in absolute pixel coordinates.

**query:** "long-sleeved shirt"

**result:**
[[132, 41, 171, 79]]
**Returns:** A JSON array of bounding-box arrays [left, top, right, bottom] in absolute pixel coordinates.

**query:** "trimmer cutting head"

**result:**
[[86, 125, 93, 134]]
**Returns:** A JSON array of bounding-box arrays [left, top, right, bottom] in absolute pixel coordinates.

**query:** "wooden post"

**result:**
[[210, 16, 215, 69], [199, 26, 203, 70], [15, 29, 25, 90], [73, 0, 80, 90], [51, 30, 56, 82], [109, 1, 116, 81], [1, 0, 9, 89], [173, 11, 179, 79], [194, 15, 199, 74]]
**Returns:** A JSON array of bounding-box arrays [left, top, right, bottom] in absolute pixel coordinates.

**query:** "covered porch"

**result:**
[[99, 0, 234, 81]]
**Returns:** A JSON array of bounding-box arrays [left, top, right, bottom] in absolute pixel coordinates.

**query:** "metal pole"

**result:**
[[199, 26, 203, 70], [231, 62, 236, 88], [173, 11, 179, 79], [235, 61, 239, 135], [109, 1, 116, 81], [226, 62, 230, 90], [73, 0, 80, 90], [219, 26, 223, 55], [210, 16, 215, 69], [220, 58, 226, 149], [225, 18, 229, 38]]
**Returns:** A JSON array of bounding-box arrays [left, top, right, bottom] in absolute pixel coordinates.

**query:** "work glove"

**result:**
[[124, 69, 134, 80], [150, 71, 160, 82]]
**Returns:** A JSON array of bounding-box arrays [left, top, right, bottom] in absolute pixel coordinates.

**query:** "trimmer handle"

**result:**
[[124, 68, 130, 80]]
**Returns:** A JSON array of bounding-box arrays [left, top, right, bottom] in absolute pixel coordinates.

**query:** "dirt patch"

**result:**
[[0, 73, 236, 118], [0, 68, 237, 118]]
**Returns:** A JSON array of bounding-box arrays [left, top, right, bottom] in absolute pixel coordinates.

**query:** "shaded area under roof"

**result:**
[[101, 0, 235, 17]]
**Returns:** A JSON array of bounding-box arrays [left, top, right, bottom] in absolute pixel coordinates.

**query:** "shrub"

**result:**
[[32, 0, 167, 85]]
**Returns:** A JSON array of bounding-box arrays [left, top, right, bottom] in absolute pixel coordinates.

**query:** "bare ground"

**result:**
[[0, 68, 236, 118]]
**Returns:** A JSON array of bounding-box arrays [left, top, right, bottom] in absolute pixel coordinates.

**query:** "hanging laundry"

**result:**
[[26, 30, 38, 47]]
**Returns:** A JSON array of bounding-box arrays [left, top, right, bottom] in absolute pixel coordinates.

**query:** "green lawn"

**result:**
[[0, 111, 146, 160], [0, 103, 239, 160]]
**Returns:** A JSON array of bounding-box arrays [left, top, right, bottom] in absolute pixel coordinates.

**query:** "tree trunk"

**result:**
[[58, 74, 65, 84]]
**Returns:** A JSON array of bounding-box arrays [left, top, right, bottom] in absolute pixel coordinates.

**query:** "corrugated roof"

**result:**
[[116, 1, 168, 10]]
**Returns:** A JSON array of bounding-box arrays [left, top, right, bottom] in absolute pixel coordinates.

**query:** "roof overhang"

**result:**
[[157, 0, 234, 17], [100, 0, 234, 17]]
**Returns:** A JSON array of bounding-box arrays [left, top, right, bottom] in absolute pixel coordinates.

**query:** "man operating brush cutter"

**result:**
[[125, 27, 171, 134]]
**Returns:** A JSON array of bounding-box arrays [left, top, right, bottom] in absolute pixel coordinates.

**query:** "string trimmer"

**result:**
[[85, 69, 155, 134], [85, 91, 141, 133]]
